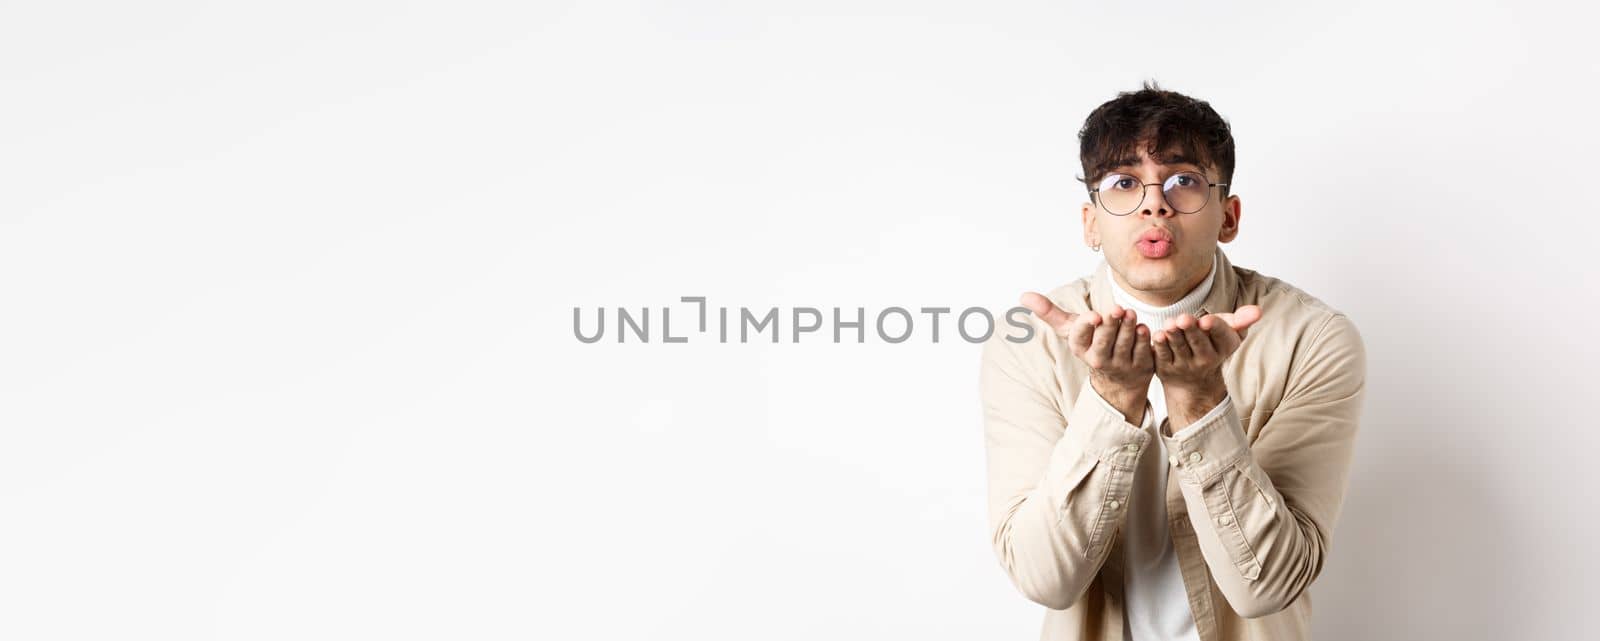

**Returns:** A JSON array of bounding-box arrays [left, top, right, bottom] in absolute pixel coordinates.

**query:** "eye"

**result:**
[[1171, 173, 1197, 187], [1107, 175, 1136, 191], [1096, 173, 1143, 194]]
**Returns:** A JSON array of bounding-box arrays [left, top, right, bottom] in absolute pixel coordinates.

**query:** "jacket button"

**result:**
[[1108, 500, 1121, 510], [1217, 514, 1234, 526], [1125, 443, 1139, 453], [1188, 452, 1203, 463], [1168, 455, 1179, 466]]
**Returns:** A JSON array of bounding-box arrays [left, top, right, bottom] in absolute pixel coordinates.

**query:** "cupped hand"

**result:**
[[1151, 305, 1262, 388], [1020, 292, 1155, 419]]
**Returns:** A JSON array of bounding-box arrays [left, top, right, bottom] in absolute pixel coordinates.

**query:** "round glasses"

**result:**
[[1090, 171, 1228, 216]]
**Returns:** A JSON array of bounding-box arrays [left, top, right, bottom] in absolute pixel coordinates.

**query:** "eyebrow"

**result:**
[[1107, 153, 1205, 171]]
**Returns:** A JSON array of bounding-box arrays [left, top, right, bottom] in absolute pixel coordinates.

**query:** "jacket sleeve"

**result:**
[[980, 327, 1153, 610], [1158, 313, 1367, 618]]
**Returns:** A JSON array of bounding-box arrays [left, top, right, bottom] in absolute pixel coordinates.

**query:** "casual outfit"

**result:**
[[980, 248, 1367, 641]]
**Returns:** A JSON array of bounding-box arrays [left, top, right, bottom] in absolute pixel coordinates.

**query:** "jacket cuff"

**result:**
[[1159, 393, 1249, 485], [1062, 378, 1151, 471]]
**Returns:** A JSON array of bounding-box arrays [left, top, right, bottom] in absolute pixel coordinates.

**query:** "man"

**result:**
[[980, 82, 1366, 641]]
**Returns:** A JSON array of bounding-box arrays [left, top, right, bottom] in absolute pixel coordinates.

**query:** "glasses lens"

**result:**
[[1163, 172, 1211, 213], [1095, 173, 1142, 215]]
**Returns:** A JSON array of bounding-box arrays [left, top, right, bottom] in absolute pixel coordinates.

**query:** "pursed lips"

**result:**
[[1135, 227, 1175, 258]]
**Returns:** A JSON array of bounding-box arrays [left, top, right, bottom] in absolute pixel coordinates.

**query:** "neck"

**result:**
[[1107, 254, 1218, 331]]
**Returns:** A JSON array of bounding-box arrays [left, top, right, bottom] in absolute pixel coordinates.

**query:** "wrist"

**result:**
[[1165, 373, 1227, 429], [1090, 374, 1150, 425]]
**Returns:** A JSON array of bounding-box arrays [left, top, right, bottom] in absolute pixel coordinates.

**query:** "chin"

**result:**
[[1121, 262, 1182, 291]]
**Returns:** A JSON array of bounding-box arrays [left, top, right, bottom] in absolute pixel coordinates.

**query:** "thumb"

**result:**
[[1211, 304, 1263, 338], [1019, 291, 1078, 333]]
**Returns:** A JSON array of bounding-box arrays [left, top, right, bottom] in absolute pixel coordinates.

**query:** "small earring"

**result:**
[[1091, 242, 1101, 253]]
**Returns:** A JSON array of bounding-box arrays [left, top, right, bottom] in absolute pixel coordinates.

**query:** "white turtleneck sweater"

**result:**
[[1106, 252, 1232, 641]]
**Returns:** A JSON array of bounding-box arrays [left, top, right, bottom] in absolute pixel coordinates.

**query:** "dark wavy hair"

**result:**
[[1077, 80, 1235, 199]]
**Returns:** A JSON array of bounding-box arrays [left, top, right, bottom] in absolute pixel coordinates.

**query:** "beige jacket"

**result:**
[[980, 249, 1367, 640]]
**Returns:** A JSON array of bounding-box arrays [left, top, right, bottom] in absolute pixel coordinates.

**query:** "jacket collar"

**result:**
[[1086, 248, 1241, 319]]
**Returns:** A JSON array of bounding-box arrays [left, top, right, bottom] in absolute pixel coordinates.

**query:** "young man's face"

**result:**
[[1080, 145, 1242, 306]]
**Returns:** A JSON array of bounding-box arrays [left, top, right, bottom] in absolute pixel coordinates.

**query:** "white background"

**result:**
[[3, 1, 1598, 639]]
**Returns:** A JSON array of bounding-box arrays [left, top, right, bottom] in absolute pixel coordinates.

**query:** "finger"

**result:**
[[1019, 292, 1078, 335], [1068, 311, 1102, 357], [1180, 313, 1218, 362], [1088, 307, 1122, 366], [1112, 308, 1139, 364], [1152, 329, 1175, 365], [1200, 314, 1243, 358], [1132, 324, 1154, 369], [1164, 318, 1194, 361], [1212, 304, 1263, 335]]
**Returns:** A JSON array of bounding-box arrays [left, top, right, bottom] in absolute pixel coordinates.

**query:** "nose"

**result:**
[[1139, 183, 1174, 218]]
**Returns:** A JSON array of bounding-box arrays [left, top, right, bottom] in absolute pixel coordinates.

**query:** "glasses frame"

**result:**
[[1089, 171, 1229, 216]]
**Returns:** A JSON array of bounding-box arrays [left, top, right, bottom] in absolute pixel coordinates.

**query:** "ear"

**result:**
[[1081, 200, 1097, 248], [1217, 193, 1242, 243]]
